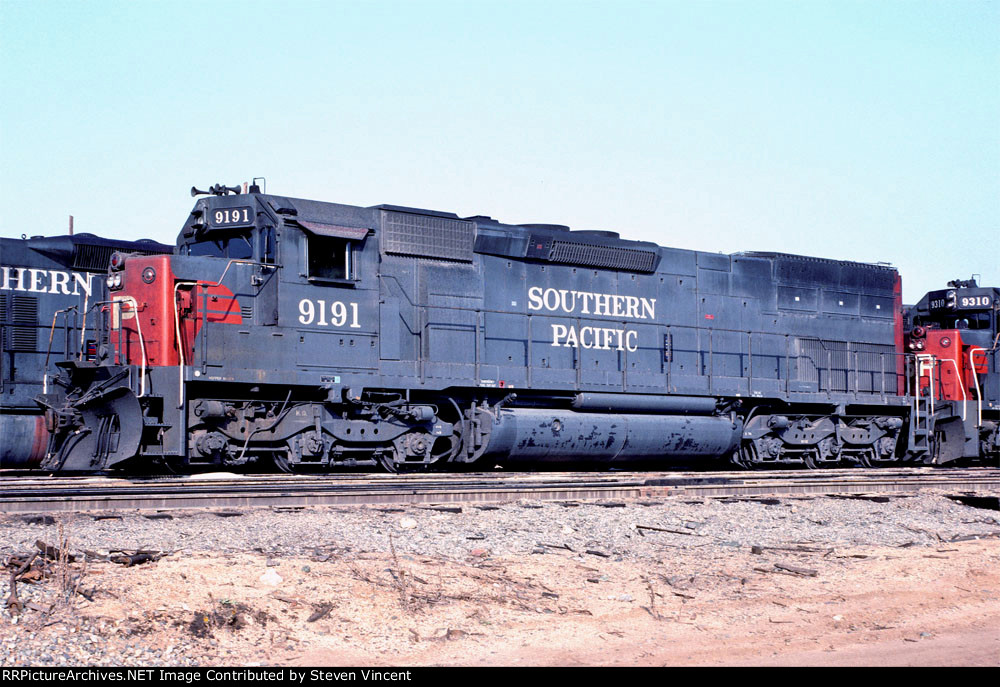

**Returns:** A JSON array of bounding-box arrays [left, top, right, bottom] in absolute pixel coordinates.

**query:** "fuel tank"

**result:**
[[483, 408, 741, 463], [0, 413, 48, 468]]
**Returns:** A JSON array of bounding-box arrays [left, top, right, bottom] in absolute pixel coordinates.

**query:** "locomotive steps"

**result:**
[[2, 468, 998, 514]]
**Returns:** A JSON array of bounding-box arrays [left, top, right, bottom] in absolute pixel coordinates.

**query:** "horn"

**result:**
[[191, 186, 209, 197]]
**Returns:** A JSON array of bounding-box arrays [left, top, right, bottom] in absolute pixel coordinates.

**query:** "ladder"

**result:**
[[910, 354, 935, 457]]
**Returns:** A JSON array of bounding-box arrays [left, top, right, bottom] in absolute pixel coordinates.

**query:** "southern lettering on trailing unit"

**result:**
[[0, 265, 93, 297]]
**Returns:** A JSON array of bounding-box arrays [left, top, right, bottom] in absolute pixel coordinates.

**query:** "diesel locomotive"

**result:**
[[31, 185, 1000, 472], [904, 280, 999, 463], [0, 232, 172, 467]]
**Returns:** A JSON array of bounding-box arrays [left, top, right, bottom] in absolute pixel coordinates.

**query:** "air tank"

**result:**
[[0, 414, 48, 468], [483, 408, 741, 463]]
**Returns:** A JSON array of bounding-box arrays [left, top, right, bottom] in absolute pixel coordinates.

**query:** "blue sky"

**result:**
[[1, 0, 997, 301]]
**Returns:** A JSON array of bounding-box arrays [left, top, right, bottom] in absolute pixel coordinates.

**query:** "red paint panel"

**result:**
[[113, 256, 243, 368], [115, 256, 179, 367], [921, 329, 965, 401], [177, 281, 242, 362], [893, 274, 904, 395], [29, 415, 47, 466]]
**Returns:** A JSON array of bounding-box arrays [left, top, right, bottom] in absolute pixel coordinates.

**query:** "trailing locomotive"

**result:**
[[34, 186, 998, 472], [904, 280, 999, 463], [0, 233, 172, 467]]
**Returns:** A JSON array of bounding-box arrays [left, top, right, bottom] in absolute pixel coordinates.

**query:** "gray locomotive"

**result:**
[[34, 186, 998, 472]]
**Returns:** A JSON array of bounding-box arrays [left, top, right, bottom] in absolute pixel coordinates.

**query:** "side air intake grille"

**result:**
[[549, 241, 658, 273], [6, 295, 38, 351], [796, 339, 896, 393], [72, 244, 170, 271], [71, 244, 116, 271], [381, 211, 474, 262]]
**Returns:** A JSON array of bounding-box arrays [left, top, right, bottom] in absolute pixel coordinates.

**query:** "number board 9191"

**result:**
[[208, 206, 254, 228], [298, 299, 361, 328]]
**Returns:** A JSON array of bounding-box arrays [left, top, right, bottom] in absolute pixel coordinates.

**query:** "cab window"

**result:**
[[953, 313, 992, 330], [307, 235, 352, 281], [187, 232, 253, 259]]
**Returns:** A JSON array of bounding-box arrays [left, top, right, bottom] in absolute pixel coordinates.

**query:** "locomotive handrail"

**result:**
[[84, 297, 149, 398], [117, 297, 147, 398], [407, 301, 904, 400], [42, 306, 76, 394], [378, 274, 419, 307], [78, 282, 90, 362], [969, 347, 986, 427], [412, 304, 904, 401], [916, 354, 936, 416], [939, 357, 968, 421], [172, 259, 260, 407]]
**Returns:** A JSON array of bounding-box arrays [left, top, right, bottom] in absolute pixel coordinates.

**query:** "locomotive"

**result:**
[[0, 232, 172, 467], [904, 280, 999, 462], [33, 185, 999, 472]]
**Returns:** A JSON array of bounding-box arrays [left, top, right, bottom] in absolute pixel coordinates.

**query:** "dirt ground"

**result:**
[[4, 525, 998, 666]]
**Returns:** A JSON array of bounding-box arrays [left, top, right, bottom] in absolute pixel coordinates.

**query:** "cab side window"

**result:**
[[307, 235, 351, 281]]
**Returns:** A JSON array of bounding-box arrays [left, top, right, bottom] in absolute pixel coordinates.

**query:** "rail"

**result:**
[[2, 468, 997, 514]]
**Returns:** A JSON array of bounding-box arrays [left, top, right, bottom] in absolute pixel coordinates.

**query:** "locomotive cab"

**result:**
[[905, 279, 999, 462], [70, 190, 385, 470]]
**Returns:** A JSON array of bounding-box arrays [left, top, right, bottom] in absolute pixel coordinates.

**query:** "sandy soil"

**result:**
[[4, 527, 998, 666]]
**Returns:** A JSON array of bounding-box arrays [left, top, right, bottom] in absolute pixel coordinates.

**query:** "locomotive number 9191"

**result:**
[[298, 298, 361, 328], [209, 206, 254, 227]]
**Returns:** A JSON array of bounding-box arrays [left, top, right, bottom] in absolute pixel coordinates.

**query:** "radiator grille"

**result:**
[[381, 211, 474, 262], [549, 240, 658, 272], [72, 243, 169, 271], [71, 244, 117, 271]]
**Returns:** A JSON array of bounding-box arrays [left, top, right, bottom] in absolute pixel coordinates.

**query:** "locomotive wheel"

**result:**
[[857, 447, 878, 469], [273, 453, 294, 474], [802, 450, 822, 469], [733, 440, 759, 470], [376, 449, 400, 474], [155, 457, 190, 475]]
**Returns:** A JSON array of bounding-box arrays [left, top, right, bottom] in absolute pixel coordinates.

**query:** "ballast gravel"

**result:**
[[1, 489, 998, 667], [0, 492, 996, 562]]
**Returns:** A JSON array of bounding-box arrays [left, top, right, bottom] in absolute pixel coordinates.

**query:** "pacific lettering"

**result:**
[[550, 324, 639, 352]]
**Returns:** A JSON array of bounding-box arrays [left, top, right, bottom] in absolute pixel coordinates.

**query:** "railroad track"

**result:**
[[1, 467, 998, 514]]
